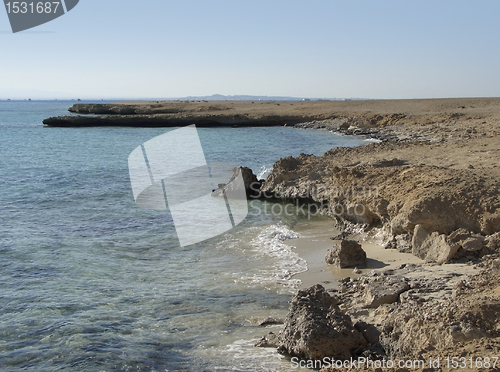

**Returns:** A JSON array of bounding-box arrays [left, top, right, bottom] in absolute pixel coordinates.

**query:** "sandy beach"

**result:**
[[287, 219, 424, 289]]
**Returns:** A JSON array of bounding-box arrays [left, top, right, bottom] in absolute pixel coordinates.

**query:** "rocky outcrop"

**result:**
[[278, 284, 367, 360], [329, 258, 500, 364], [377, 260, 500, 359], [42, 114, 307, 128], [260, 141, 500, 261], [448, 228, 486, 253], [68, 103, 182, 115], [43, 114, 216, 127], [211, 166, 262, 199], [485, 232, 500, 251], [257, 99, 500, 369], [47, 97, 500, 132], [325, 240, 367, 268], [44, 101, 325, 127]]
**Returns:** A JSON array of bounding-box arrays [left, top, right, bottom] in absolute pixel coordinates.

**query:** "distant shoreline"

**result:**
[[42, 97, 500, 130]]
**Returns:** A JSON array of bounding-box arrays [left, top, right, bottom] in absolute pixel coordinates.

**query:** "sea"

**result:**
[[0, 101, 366, 372]]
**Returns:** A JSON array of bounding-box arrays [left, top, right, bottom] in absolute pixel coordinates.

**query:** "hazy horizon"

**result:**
[[2, 1, 500, 100]]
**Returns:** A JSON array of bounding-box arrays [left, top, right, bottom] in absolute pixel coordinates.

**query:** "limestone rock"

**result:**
[[461, 236, 484, 252], [425, 233, 460, 264], [364, 278, 410, 308], [482, 212, 500, 235], [278, 284, 367, 360], [411, 224, 431, 259], [395, 233, 412, 253], [485, 232, 500, 251], [412, 224, 459, 264], [259, 142, 500, 262], [325, 240, 367, 268], [448, 228, 471, 243]]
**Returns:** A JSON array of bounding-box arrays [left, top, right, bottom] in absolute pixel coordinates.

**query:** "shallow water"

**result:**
[[0, 100, 366, 371]]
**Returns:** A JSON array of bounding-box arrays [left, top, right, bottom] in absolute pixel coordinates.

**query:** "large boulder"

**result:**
[[278, 284, 367, 360], [325, 240, 367, 268], [411, 224, 459, 264]]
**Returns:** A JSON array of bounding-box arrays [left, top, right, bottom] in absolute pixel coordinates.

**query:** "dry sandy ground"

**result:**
[[118, 97, 500, 123]]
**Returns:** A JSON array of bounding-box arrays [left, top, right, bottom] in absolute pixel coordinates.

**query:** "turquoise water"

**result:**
[[0, 101, 366, 371]]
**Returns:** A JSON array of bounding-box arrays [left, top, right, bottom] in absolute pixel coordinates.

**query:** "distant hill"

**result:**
[[179, 94, 330, 101]]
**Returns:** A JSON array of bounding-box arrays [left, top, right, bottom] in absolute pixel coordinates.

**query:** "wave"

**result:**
[[234, 224, 307, 292], [256, 164, 273, 180]]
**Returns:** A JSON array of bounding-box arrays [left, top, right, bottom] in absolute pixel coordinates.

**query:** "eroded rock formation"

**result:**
[[278, 284, 367, 360], [260, 141, 500, 262], [325, 240, 367, 268]]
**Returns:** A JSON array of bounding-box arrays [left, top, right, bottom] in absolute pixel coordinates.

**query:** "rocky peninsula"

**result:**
[[47, 98, 500, 370], [43, 97, 500, 133]]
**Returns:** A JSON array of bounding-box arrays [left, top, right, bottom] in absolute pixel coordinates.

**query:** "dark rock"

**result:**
[[371, 158, 405, 167], [330, 232, 346, 240], [339, 121, 350, 130], [355, 321, 382, 345], [325, 240, 367, 268], [353, 267, 362, 274], [278, 284, 367, 360], [211, 166, 262, 199]]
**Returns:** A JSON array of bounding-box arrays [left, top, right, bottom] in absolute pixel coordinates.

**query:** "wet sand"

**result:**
[[287, 219, 423, 290]]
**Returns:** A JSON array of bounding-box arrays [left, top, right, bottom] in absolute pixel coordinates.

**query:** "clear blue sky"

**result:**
[[1, 0, 499, 99]]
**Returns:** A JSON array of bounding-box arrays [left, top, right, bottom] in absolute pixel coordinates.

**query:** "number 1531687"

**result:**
[[5, 2, 60, 14]]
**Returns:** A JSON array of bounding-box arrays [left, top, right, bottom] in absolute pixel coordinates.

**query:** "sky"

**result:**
[[1, 0, 500, 100]]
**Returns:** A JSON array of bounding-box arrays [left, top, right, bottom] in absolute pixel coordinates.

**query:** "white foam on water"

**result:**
[[214, 338, 289, 371], [256, 164, 273, 180], [234, 224, 306, 293]]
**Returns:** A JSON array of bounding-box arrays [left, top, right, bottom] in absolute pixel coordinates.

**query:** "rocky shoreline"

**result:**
[[42, 98, 500, 135], [246, 98, 500, 370], [43, 100, 332, 127], [49, 98, 500, 370]]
